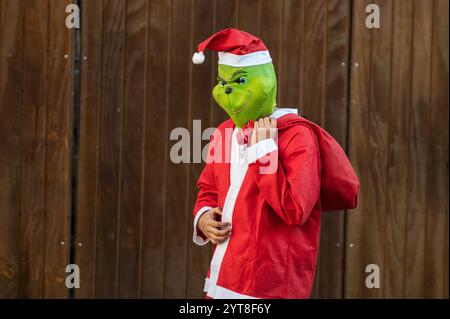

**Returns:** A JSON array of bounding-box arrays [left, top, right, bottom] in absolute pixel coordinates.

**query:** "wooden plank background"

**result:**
[[0, 0, 73, 298], [0, 0, 448, 299], [346, 0, 449, 298]]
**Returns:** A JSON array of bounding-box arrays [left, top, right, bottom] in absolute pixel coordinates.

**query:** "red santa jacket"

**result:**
[[193, 110, 359, 299]]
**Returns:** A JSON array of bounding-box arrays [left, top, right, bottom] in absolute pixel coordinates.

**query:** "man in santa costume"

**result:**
[[191, 28, 359, 299]]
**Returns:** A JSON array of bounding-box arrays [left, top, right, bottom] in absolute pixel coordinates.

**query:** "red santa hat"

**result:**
[[192, 28, 272, 67]]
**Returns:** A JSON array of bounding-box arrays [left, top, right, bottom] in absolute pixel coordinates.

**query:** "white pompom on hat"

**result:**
[[192, 51, 205, 64]]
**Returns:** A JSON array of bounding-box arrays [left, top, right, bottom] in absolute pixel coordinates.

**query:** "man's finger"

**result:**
[[258, 118, 265, 128], [207, 225, 231, 236], [209, 219, 231, 229], [207, 232, 228, 244], [264, 118, 271, 139], [252, 121, 259, 145], [257, 120, 265, 140], [269, 128, 276, 139], [270, 118, 277, 128], [269, 119, 277, 139]]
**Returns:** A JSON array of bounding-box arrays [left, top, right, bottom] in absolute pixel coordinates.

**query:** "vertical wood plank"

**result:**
[[117, 0, 147, 298], [316, 0, 351, 299], [236, 0, 259, 36], [186, 0, 215, 299], [19, 0, 49, 298], [346, 0, 448, 299], [301, 0, 326, 124], [279, 0, 303, 107], [140, 0, 171, 298], [345, 0, 373, 299], [383, 0, 413, 298], [214, 0, 237, 32], [163, 0, 192, 298], [95, 0, 125, 298], [424, 0, 449, 299], [258, 0, 282, 84], [360, 0, 393, 299], [404, 0, 434, 298], [0, 0, 24, 299], [76, 0, 104, 298], [43, 0, 73, 298]]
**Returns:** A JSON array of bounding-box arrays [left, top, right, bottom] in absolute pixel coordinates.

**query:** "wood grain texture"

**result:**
[[76, 0, 104, 298], [279, 0, 304, 107], [186, 0, 215, 299], [19, 0, 49, 298], [258, 0, 283, 85], [346, 0, 448, 299], [0, 0, 73, 299], [404, 0, 434, 298], [140, 0, 171, 298], [94, 0, 126, 298], [362, 0, 392, 299], [316, 0, 351, 299], [346, 0, 373, 299], [383, 0, 414, 298], [302, 0, 327, 124], [236, 0, 260, 38], [43, 0, 72, 298], [117, 0, 147, 298], [424, 0, 448, 299], [163, 0, 192, 298], [0, 0, 24, 298]]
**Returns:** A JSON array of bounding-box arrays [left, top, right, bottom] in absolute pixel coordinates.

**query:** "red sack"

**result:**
[[278, 115, 360, 211]]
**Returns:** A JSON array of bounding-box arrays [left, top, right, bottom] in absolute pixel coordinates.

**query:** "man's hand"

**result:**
[[250, 117, 277, 146], [197, 207, 232, 245]]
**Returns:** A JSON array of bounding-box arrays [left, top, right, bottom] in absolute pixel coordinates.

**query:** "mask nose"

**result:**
[[225, 86, 232, 94]]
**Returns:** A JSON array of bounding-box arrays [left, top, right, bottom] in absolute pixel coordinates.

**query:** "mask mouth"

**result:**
[[227, 91, 253, 114], [228, 106, 246, 114]]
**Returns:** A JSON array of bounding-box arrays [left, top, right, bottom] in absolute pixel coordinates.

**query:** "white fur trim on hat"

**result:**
[[218, 50, 272, 67]]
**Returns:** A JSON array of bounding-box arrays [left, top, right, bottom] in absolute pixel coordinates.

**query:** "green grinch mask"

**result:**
[[212, 63, 277, 128]]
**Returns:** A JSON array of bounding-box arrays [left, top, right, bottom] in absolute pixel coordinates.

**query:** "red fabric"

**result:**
[[197, 28, 268, 55], [277, 114, 360, 211], [193, 114, 359, 298], [236, 120, 254, 145]]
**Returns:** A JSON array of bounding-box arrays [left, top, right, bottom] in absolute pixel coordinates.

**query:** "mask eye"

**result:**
[[219, 80, 226, 87], [237, 76, 247, 84]]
